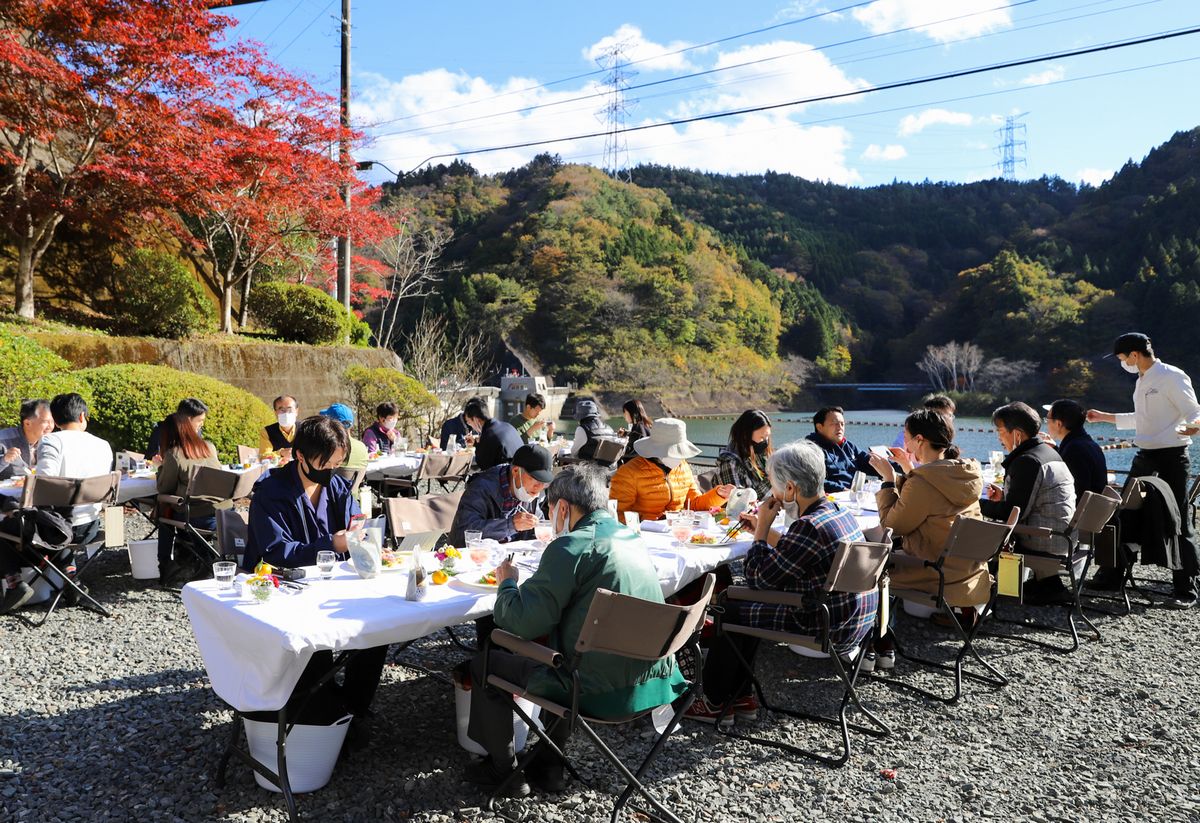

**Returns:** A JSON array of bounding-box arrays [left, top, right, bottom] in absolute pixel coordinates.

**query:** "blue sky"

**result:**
[[216, 0, 1200, 187]]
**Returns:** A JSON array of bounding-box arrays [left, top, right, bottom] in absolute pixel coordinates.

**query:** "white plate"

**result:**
[[450, 570, 519, 593]]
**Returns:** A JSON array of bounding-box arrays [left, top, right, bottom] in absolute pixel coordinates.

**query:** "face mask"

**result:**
[[383, 418, 398, 430], [752, 439, 769, 456], [552, 502, 570, 539], [780, 485, 801, 520], [660, 456, 682, 470], [512, 469, 537, 503], [1121, 360, 1139, 374], [301, 457, 333, 487], [277, 411, 297, 428]]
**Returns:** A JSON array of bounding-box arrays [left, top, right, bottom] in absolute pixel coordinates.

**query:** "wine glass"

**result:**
[[670, 515, 694, 548], [534, 519, 553, 548]]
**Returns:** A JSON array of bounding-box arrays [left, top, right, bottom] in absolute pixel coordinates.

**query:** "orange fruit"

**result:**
[[431, 569, 448, 585]]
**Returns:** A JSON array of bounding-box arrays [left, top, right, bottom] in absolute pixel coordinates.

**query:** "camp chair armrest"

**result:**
[[490, 629, 563, 669], [1013, 547, 1068, 560], [156, 494, 184, 507], [1011, 524, 1055, 539], [887, 551, 934, 571], [725, 585, 805, 608]]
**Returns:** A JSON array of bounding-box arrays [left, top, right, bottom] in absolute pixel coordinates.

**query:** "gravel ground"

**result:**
[[3, 512, 1200, 823]]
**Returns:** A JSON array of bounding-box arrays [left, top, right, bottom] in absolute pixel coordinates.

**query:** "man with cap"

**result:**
[[610, 417, 733, 523], [320, 403, 369, 469], [1087, 332, 1200, 608], [450, 444, 552, 545], [570, 399, 618, 462]]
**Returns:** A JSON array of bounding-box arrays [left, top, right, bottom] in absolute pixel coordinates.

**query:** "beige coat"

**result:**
[[876, 458, 990, 607]]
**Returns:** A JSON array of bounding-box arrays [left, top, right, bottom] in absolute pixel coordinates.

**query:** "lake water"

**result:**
[[564, 409, 1200, 478]]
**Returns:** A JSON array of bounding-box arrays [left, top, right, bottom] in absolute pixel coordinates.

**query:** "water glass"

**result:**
[[465, 530, 486, 564], [670, 516, 694, 547], [212, 561, 236, 590], [534, 519, 553, 546], [317, 550, 336, 580], [624, 511, 641, 531]]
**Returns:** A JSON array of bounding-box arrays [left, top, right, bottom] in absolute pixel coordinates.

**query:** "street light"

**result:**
[[356, 160, 401, 183]]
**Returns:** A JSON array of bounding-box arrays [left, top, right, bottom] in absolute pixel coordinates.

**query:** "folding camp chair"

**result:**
[[588, 438, 625, 468], [9, 471, 121, 625], [236, 445, 260, 464], [989, 489, 1121, 653], [383, 452, 449, 498], [483, 574, 715, 823], [431, 452, 473, 492], [872, 511, 1018, 704], [157, 465, 264, 565], [709, 539, 892, 767], [216, 508, 250, 568]]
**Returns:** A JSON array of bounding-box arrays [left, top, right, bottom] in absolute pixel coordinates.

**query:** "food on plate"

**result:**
[[478, 571, 498, 586], [381, 549, 403, 569], [689, 534, 720, 545]]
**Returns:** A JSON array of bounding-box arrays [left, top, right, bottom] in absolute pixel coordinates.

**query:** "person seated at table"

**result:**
[[155, 412, 223, 587], [686, 440, 875, 723], [259, 394, 299, 463], [1045, 399, 1108, 501], [570, 400, 619, 462], [145, 397, 207, 462], [0, 398, 53, 480], [466, 398, 523, 471], [450, 444, 552, 545], [510, 393, 554, 444], [465, 463, 687, 795], [243, 414, 387, 730], [440, 397, 483, 451], [320, 403, 368, 469], [806, 406, 879, 493], [610, 418, 732, 523], [715, 409, 773, 500], [980, 402, 1076, 605], [868, 410, 986, 641], [36, 392, 115, 546], [617, 399, 652, 465], [890, 394, 956, 451], [362, 401, 400, 455]]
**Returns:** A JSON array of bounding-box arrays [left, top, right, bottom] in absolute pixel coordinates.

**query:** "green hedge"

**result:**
[[76, 363, 274, 461], [0, 328, 93, 426], [343, 365, 437, 438], [249, 282, 370, 346], [107, 248, 217, 339]]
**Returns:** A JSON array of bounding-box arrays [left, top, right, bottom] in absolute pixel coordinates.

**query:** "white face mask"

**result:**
[[277, 411, 297, 428], [513, 469, 537, 503], [552, 501, 570, 539], [660, 456, 682, 470], [1121, 360, 1139, 374], [780, 484, 801, 520]]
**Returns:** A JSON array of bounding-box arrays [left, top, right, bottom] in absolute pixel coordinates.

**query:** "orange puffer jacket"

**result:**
[[611, 456, 724, 523]]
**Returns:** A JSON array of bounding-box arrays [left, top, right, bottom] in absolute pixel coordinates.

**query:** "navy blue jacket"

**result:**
[[439, 414, 473, 451], [242, 463, 360, 571], [474, 418, 524, 472], [449, 464, 545, 546], [1057, 428, 1108, 501], [805, 432, 880, 493]]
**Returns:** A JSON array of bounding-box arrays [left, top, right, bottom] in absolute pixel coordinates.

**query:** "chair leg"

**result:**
[[613, 686, 699, 823], [22, 554, 110, 627], [575, 721, 686, 823]]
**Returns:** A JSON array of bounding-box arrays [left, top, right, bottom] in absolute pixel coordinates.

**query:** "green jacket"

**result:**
[[493, 510, 687, 718]]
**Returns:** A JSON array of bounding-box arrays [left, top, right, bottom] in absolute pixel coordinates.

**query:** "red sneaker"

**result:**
[[684, 696, 734, 727], [729, 693, 760, 721]]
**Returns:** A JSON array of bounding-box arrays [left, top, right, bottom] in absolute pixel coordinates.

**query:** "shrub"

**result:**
[[0, 327, 93, 426], [348, 314, 372, 347], [343, 365, 437, 439], [107, 248, 217, 339], [76, 363, 274, 461], [250, 282, 362, 345]]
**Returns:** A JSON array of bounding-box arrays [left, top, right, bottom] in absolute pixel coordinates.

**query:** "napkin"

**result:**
[[640, 520, 669, 533]]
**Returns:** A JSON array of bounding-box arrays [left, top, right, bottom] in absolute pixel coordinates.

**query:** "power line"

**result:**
[[370, 0, 1038, 139], [365, 0, 879, 128], [596, 42, 637, 183], [995, 113, 1029, 179], [396, 24, 1200, 172], [276, 0, 336, 57], [376, 0, 1161, 146], [258, 0, 311, 45]]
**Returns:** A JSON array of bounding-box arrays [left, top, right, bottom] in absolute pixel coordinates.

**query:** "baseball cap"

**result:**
[[319, 403, 355, 427], [512, 444, 554, 483], [1108, 332, 1151, 358]]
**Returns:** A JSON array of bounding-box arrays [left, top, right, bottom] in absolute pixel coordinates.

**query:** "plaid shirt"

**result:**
[[743, 499, 878, 653], [714, 448, 772, 499]]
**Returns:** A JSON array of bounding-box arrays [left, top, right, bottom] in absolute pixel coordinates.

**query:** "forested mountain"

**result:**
[[390, 127, 1200, 405]]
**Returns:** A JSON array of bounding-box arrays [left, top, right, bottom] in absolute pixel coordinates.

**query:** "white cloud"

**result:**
[[1076, 167, 1113, 187], [583, 24, 697, 73], [898, 107, 975, 136], [1020, 66, 1065, 86], [853, 0, 1013, 44], [861, 143, 907, 161], [774, 1, 843, 22]]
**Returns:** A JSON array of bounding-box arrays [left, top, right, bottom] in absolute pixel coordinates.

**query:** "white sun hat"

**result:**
[[633, 418, 702, 461]]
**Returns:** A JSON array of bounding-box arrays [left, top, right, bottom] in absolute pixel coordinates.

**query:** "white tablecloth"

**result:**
[[0, 473, 158, 505], [182, 505, 881, 713], [363, 453, 423, 480]]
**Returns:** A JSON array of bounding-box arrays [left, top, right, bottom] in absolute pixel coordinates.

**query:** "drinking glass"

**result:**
[[212, 561, 236, 590], [624, 511, 641, 531], [317, 550, 336, 580], [534, 519, 553, 547], [670, 515, 694, 548], [465, 530, 486, 564]]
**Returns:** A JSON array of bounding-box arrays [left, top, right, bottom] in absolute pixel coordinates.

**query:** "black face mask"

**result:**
[[752, 439, 769, 456], [300, 456, 333, 487]]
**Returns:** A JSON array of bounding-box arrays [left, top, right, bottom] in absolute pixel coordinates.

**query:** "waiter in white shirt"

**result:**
[[1087, 333, 1200, 609]]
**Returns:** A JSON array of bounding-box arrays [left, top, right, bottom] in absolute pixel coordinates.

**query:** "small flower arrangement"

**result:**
[[248, 561, 281, 602], [435, 546, 461, 573]]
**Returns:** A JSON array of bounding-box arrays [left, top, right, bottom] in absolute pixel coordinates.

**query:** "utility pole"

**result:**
[[596, 42, 637, 184], [336, 0, 352, 316], [994, 113, 1028, 181]]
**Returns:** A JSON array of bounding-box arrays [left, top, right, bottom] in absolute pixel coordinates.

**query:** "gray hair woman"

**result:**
[[687, 440, 878, 723]]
